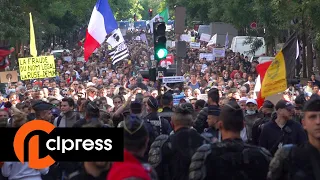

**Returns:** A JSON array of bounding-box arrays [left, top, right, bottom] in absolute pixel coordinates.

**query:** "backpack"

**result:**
[[251, 116, 270, 145]]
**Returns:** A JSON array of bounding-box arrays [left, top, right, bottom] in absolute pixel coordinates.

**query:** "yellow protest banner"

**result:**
[[18, 56, 56, 80]]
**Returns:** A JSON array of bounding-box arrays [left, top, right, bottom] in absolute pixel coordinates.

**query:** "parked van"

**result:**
[[231, 36, 266, 57]]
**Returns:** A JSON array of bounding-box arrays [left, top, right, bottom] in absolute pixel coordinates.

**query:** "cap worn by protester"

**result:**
[[262, 100, 274, 109], [32, 100, 53, 111], [275, 100, 294, 110], [208, 105, 221, 116], [239, 97, 248, 103], [246, 99, 257, 105], [147, 96, 158, 110]]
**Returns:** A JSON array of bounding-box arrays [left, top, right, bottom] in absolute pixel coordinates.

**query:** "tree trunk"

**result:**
[[306, 32, 314, 78], [302, 30, 307, 78]]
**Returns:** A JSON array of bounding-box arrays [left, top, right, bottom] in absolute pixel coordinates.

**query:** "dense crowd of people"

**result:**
[[0, 30, 319, 180]]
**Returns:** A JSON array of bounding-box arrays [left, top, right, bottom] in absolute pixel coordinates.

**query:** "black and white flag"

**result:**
[[106, 28, 125, 48], [109, 42, 129, 65]]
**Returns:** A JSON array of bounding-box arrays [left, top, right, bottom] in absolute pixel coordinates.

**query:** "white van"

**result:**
[[231, 36, 266, 57]]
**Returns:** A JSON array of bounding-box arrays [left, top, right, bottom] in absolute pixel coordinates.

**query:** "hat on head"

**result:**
[[32, 100, 53, 111], [262, 100, 274, 109], [246, 99, 257, 105], [239, 97, 248, 103], [275, 100, 294, 110], [130, 101, 142, 112], [87, 82, 95, 87], [147, 96, 158, 110]]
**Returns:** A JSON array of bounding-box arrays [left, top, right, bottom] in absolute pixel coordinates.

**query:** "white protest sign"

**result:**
[[212, 48, 226, 57], [190, 42, 200, 49], [199, 53, 215, 61], [172, 41, 176, 47], [162, 76, 185, 84], [166, 40, 173, 48], [77, 57, 85, 62], [180, 34, 191, 42], [197, 94, 208, 102], [63, 56, 72, 62], [207, 34, 217, 46], [200, 33, 211, 42]]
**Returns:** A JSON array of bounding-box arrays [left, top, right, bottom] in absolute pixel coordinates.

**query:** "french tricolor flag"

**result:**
[[84, 0, 118, 61]]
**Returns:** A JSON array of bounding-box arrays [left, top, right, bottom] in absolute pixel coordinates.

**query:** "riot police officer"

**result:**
[[148, 103, 210, 180], [201, 105, 221, 143], [189, 100, 272, 180]]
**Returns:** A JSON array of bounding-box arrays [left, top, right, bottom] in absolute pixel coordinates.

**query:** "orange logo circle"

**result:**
[[13, 120, 55, 169]]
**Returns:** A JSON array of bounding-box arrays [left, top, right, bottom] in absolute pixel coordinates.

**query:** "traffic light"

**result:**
[[153, 22, 168, 61], [148, 9, 153, 19]]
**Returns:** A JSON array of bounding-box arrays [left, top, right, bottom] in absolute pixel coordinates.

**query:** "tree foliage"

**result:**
[[0, 0, 145, 49]]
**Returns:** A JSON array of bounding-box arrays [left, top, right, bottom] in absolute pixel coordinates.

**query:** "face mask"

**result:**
[[246, 110, 256, 115]]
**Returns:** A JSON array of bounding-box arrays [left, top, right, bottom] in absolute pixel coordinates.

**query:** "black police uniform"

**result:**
[[201, 105, 221, 143], [259, 115, 307, 155], [268, 143, 320, 180], [158, 107, 174, 123], [201, 127, 220, 143], [144, 112, 172, 136], [189, 138, 272, 180], [149, 127, 210, 180], [251, 112, 273, 145]]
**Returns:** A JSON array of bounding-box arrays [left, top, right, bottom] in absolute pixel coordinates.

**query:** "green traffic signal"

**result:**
[[156, 48, 168, 59]]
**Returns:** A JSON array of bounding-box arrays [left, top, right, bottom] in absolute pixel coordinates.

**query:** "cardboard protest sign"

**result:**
[[0, 71, 18, 83], [212, 48, 225, 57], [63, 56, 72, 62], [18, 56, 56, 80], [162, 76, 184, 84], [190, 42, 200, 49], [199, 53, 214, 61], [77, 57, 85, 62], [200, 33, 211, 42], [180, 34, 191, 42]]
